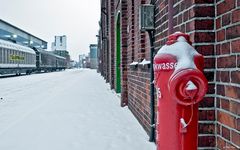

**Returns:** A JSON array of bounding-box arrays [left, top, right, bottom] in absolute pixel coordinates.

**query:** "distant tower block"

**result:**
[[51, 35, 67, 51], [89, 44, 98, 69]]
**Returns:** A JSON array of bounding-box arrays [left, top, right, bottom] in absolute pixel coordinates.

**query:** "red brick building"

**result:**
[[98, 0, 240, 149]]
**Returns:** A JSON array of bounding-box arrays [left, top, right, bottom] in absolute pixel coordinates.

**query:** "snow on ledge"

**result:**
[[139, 59, 150, 66], [129, 61, 138, 66]]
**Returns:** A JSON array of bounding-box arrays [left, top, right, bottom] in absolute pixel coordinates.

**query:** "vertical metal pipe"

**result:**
[[148, 30, 155, 142], [149, 0, 155, 143], [148, 0, 173, 143]]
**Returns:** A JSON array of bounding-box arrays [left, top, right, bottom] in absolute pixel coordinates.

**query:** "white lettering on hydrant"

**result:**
[[154, 62, 177, 71]]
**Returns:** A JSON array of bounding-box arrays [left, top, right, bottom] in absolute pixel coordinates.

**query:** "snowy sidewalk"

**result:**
[[0, 69, 156, 150]]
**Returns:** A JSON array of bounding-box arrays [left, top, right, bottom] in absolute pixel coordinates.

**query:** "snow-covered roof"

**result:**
[[0, 39, 35, 54], [55, 55, 66, 60], [35, 47, 66, 60]]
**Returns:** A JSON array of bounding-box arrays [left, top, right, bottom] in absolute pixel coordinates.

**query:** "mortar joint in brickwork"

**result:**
[[199, 120, 216, 124], [216, 134, 240, 149], [216, 107, 240, 120], [215, 82, 240, 89], [215, 22, 240, 32]]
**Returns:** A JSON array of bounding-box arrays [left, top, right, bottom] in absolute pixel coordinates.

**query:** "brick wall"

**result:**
[[120, 0, 129, 106], [109, 0, 115, 89], [98, 0, 240, 149], [215, 0, 240, 149], [99, 0, 109, 82], [155, 1, 216, 149], [127, 0, 135, 64], [127, 0, 153, 135]]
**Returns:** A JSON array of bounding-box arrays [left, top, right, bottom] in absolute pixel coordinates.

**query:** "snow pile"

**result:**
[[0, 69, 155, 150]]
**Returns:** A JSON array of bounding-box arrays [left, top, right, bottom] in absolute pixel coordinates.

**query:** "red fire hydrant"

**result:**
[[154, 32, 208, 150]]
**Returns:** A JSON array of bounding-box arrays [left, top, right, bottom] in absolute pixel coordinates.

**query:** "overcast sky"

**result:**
[[0, 0, 100, 61]]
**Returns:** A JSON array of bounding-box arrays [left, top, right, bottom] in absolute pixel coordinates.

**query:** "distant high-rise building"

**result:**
[[51, 35, 67, 51], [51, 35, 70, 68], [79, 54, 86, 68], [89, 44, 98, 69]]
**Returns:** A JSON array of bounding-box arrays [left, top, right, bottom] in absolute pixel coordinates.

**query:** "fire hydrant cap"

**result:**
[[166, 32, 192, 45], [168, 69, 208, 106]]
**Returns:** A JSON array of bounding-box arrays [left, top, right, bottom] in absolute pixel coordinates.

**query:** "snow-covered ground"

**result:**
[[0, 69, 156, 150]]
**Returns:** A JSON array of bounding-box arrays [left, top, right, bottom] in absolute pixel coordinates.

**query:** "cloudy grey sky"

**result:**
[[0, 0, 100, 61]]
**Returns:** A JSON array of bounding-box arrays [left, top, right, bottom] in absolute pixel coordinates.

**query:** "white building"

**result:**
[[51, 35, 67, 51]]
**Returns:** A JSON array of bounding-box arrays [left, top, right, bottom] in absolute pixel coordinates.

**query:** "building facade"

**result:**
[[98, 0, 240, 149], [79, 54, 86, 68], [51, 35, 67, 51], [51, 35, 71, 68], [89, 44, 98, 69], [0, 19, 47, 49]]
